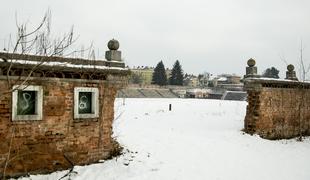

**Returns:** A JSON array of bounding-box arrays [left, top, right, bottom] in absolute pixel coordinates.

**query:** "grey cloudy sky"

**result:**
[[0, 0, 309, 77]]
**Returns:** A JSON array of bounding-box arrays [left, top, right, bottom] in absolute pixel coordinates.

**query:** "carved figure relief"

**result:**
[[17, 91, 36, 115], [78, 92, 92, 114]]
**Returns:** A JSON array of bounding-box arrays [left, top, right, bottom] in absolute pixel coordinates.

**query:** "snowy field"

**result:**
[[19, 98, 310, 180]]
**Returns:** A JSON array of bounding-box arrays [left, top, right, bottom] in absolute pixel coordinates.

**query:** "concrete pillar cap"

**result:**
[[107, 39, 120, 50], [287, 64, 294, 72], [247, 58, 256, 67]]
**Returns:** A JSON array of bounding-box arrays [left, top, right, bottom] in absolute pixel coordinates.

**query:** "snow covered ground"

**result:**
[[19, 98, 310, 180]]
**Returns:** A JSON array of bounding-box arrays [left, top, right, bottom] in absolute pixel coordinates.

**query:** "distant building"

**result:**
[[130, 66, 154, 85], [208, 74, 243, 90], [130, 67, 171, 85], [227, 75, 241, 84], [197, 73, 210, 87], [183, 75, 198, 87]]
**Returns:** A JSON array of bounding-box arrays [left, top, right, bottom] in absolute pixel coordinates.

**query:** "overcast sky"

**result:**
[[0, 0, 309, 77]]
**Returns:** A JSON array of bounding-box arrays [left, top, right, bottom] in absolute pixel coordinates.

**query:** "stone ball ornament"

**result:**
[[287, 64, 295, 72], [247, 58, 256, 67], [107, 39, 120, 50]]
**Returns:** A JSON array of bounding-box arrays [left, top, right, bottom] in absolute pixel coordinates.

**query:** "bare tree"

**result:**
[[298, 41, 310, 81], [297, 41, 309, 141], [0, 10, 70, 94], [0, 9, 97, 97]]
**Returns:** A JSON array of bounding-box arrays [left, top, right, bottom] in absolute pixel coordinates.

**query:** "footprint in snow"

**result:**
[[122, 149, 138, 166], [156, 109, 165, 113], [150, 168, 159, 172]]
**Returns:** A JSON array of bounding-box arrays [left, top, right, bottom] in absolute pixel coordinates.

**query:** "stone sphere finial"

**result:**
[[247, 58, 256, 67], [287, 64, 294, 72], [107, 39, 119, 50]]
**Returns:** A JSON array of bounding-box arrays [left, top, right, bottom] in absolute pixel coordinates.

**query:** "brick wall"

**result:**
[[244, 79, 310, 139], [0, 77, 124, 178]]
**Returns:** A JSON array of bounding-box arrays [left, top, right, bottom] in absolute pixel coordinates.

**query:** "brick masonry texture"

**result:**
[[244, 79, 310, 139], [0, 77, 126, 178]]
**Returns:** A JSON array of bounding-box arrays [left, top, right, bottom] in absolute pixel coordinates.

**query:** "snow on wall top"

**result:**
[[0, 58, 128, 71], [0, 52, 129, 75], [244, 77, 310, 90]]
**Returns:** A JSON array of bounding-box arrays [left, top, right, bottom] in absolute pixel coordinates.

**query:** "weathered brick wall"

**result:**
[[0, 77, 123, 178], [244, 79, 310, 139]]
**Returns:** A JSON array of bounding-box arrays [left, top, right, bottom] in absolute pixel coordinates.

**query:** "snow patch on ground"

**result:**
[[18, 98, 310, 180]]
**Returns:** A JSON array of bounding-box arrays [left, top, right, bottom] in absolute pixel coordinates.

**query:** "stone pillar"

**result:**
[[105, 39, 122, 61], [244, 58, 260, 78], [285, 64, 298, 81]]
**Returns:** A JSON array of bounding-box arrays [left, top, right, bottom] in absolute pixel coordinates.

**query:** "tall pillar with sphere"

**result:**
[[105, 39, 122, 61], [244, 58, 260, 78]]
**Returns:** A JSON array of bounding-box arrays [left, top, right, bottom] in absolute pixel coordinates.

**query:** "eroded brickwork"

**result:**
[[244, 79, 310, 139], [0, 77, 124, 178]]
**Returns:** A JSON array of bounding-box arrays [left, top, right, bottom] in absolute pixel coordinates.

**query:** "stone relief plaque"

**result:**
[[17, 90, 37, 115], [78, 92, 92, 114]]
